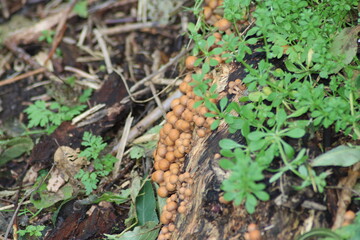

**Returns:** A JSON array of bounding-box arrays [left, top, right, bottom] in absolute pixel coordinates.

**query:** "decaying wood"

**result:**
[[171, 57, 332, 240]]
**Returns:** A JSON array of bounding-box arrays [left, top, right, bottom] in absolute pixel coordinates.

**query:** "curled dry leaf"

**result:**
[[47, 146, 88, 192]]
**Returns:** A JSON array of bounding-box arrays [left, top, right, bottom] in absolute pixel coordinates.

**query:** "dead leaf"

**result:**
[[329, 26, 360, 74], [47, 146, 88, 192]]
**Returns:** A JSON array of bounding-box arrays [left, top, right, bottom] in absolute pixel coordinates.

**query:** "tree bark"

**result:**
[[171, 58, 331, 240]]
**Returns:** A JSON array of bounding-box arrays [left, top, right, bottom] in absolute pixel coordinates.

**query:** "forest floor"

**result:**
[[0, 1, 359, 240]]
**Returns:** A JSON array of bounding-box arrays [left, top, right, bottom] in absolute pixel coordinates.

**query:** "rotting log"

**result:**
[[171, 58, 331, 240]]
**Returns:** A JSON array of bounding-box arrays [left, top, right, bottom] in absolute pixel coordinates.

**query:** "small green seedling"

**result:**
[[17, 225, 45, 239]]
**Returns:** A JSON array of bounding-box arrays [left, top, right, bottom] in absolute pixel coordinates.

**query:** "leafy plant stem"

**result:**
[[276, 139, 303, 179], [349, 91, 360, 139], [306, 164, 318, 192]]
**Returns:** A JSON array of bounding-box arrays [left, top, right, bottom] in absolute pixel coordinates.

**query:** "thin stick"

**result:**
[[113, 113, 134, 178], [94, 29, 113, 74], [99, 22, 164, 36], [5, 41, 62, 83], [111, 90, 182, 153], [144, 64, 166, 118], [72, 104, 106, 125], [45, 1, 76, 64], [64, 66, 99, 81], [0, 0, 9, 19], [149, 82, 166, 118], [0, 68, 46, 87], [114, 67, 179, 104], [129, 49, 187, 92], [0, 200, 31, 211]]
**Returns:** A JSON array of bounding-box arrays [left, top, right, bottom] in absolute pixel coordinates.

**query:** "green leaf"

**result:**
[[211, 119, 220, 130], [247, 131, 266, 141], [281, 141, 295, 159], [206, 35, 215, 47], [245, 194, 257, 214], [202, 62, 210, 74], [284, 128, 305, 138], [108, 221, 159, 240], [219, 97, 228, 111], [96, 190, 131, 205], [254, 191, 270, 201], [73, 0, 88, 18], [246, 38, 258, 44], [209, 58, 219, 66], [219, 159, 235, 169], [287, 106, 309, 118], [193, 100, 203, 109], [79, 88, 93, 103], [248, 91, 265, 102], [24, 100, 52, 128], [31, 183, 73, 209], [284, 60, 302, 73], [130, 145, 145, 159], [0, 136, 33, 166], [136, 180, 158, 226], [275, 108, 287, 127], [311, 145, 360, 167], [219, 139, 241, 150], [269, 171, 284, 183], [130, 172, 142, 203], [329, 26, 360, 74], [210, 47, 223, 55], [154, 183, 167, 216], [248, 139, 266, 152]]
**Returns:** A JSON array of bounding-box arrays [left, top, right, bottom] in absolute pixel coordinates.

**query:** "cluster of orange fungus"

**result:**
[[228, 78, 246, 94], [202, 0, 232, 33], [153, 72, 216, 240], [244, 223, 262, 240]]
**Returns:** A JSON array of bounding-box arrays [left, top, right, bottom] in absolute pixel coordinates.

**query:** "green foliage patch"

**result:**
[[75, 131, 118, 195], [188, 0, 359, 214]]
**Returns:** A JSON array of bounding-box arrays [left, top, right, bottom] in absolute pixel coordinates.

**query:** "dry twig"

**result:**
[[111, 89, 182, 153], [129, 49, 187, 92], [0, 68, 47, 87], [99, 22, 165, 36], [113, 113, 134, 178], [332, 162, 360, 229]]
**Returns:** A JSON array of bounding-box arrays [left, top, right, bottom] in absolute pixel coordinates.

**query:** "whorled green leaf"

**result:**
[[311, 145, 360, 167]]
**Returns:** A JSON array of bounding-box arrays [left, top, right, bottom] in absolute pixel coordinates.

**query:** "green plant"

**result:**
[[186, 0, 359, 213], [24, 100, 86, 134], [219, 144, 269, 213], [129, 125, 161, 159], [24, 88, 92, 134], [38, 30, 55, 44], [73, 0, 88, 18], [17, 225, 45, 239], [75, 132, 118, 195]]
